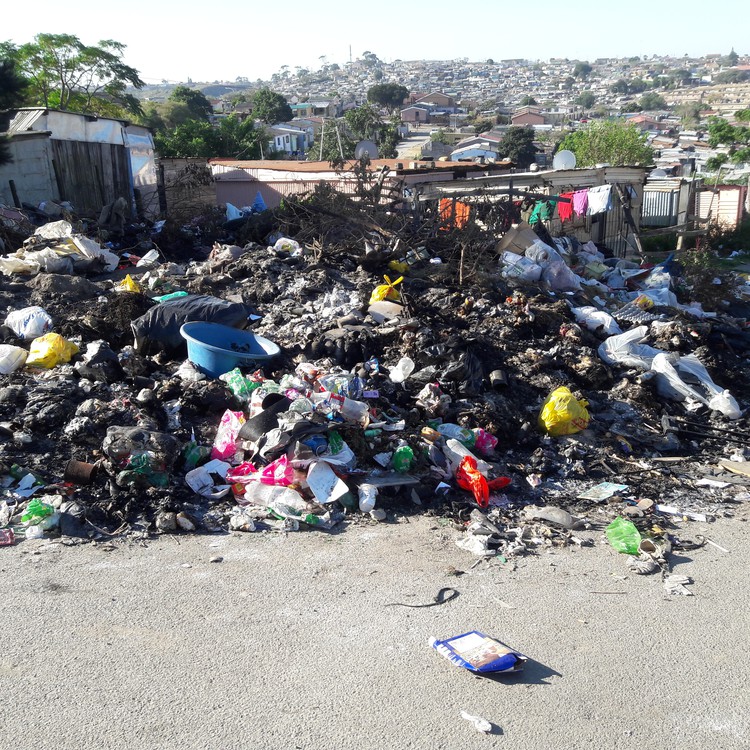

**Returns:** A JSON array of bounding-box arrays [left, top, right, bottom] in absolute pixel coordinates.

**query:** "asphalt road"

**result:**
[[2, 512, 749, 749], [396, 130, 431, 159]]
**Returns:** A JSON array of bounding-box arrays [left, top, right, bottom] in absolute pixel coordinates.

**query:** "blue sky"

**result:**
[[5, 0, 749, 84]]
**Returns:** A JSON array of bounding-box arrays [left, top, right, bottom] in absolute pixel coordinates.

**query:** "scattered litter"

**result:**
[[429, 631, 527, 674], [654, 505, 710, 523], [664, 574, 694, 596], [577, 482, 629, 501], [460, 711, 493, 734], [0, 171, 746, 611]]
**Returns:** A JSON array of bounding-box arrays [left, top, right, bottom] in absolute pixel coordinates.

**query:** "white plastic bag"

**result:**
[[0, 344, 27, 374], [4, 306, 53, 340], [34, 220, 72, 240], [571, 306, 622, 335], [542, 260, 582, 292], [0, 255, 39, 276], [501, 252, 542, 283], [70, 235, 119, 273], [524, 239, 560, 265], [34, 247, 74, 274], [653, 352, 741, 419], [598, 326, 661, 370]]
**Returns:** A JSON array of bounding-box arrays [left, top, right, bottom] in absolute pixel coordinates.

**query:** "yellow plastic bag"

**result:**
[[116, 274, 141, 293], [369, 275, 403, 305], [388, 260, 409, 275], [538, 386, 590, 436], [26, 333, 79, 369]]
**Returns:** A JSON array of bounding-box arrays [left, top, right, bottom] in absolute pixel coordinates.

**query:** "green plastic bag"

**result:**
[[606, 516, 641, 555], [21, 499, 55, 524]]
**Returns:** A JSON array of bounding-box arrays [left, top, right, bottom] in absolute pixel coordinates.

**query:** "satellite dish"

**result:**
[[354, 140, 379, 160], [650, 168, 668, 178], [552, 149, 577, 170]]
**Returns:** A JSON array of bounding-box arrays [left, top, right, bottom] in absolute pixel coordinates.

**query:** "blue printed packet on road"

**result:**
[[429, 631, 527, 674]]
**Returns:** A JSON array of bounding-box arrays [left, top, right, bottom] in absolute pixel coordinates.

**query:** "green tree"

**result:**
[[12, 33, 143, 116], [519, 95, 537, 105], [704, 154, 728, 172], [344, 103, 384, 141], [153, 115, 266, 159], [611, 79, 630, 94], [361, 51, 382, 68], [0, 56, 29, 165], [715, 69, 749, 84], [367, 83, 409, 111], [138, 102, 167, 132], [215, 115, 265, 159], [639, 92, 667, 110], [558, 120, 653, 166], [706, 117, 749, 148], [628, 78, 648, 94], [307, 120, 355, 163], [251, 87, 292, 124], [498, 126, 537, 168], [722, 49, 740, 67], [668, 68, 691, 87], [573, 62, 592, 79], [472, 117, 495, 134], [676, 101, 702, 128], [168, 85, 213, 120], [430, 129, 451, 144], [575, 91, 596, 109], [735, 109, 750, 123], [154, 119, 221, 157], [706, 116, 750, 165], [342, 104, 400, 158]]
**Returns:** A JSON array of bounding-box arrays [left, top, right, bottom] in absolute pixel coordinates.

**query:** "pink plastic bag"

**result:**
[[472, 428, 498, 455], [259, 455, 295, 486], [225, 461, 258, 484], [211, 410, 246, 461]]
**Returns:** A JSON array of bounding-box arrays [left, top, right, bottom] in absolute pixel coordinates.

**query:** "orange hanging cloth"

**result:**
[[439, 198, 471, 230]]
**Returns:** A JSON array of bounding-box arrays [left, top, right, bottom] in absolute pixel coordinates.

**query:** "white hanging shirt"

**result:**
[[587, 184, 613, 214]]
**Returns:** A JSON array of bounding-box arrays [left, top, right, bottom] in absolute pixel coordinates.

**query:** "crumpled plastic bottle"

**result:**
[[437, 423, 475, 448]]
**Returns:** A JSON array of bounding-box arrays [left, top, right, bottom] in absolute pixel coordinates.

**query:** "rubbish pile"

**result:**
[[1, 191, 749, 588]]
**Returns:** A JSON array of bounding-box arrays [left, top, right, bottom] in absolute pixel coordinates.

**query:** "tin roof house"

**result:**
[[0, 107, 158, 219]]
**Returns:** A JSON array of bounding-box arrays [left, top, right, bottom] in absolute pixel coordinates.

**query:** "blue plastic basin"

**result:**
[[180, 321, 280, 378]]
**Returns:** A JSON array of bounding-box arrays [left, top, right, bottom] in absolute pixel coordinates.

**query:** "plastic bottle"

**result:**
[[312, 391, 369, 425], [606, 517, 641, 555], [392, 445, 414, 473], [358, 483, 378, 512], [437, 423, 475, 448], [443, 439, 491, 476]]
